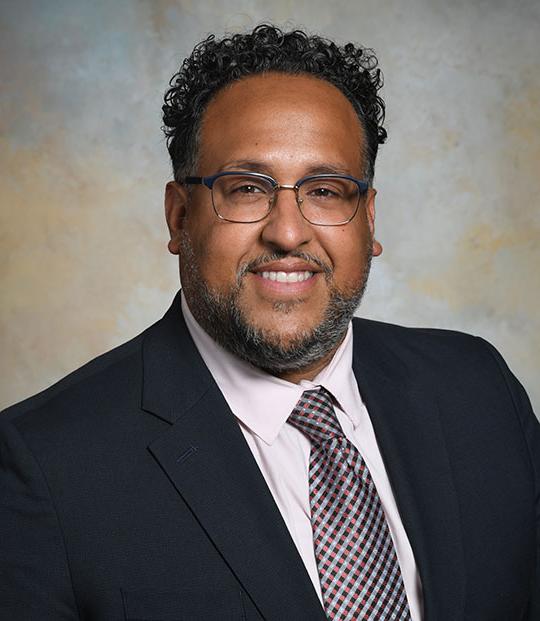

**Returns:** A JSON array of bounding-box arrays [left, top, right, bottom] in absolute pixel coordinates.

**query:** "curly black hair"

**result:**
[[162, 24, 387, 183]]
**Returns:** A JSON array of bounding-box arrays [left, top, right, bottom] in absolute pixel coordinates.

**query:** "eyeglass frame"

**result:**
[[183, 171, 370, 226]]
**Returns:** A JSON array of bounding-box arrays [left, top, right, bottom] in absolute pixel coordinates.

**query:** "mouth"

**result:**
[[259, 270, 315, 283], [247, 257, 324, 296]]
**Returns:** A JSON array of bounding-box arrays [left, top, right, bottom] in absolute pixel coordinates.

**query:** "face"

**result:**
[[165, 73, 382, 381]]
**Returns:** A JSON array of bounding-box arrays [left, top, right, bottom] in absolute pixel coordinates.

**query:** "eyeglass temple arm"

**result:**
[[184, 176, 204, 185]]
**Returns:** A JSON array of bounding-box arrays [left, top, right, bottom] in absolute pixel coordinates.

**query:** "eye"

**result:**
[[309, 186, 340, 198], [303, 180, 347, 200], [300, 177, 358, 205], [233, 183, 266, 194], [218, 176, 272, 198]]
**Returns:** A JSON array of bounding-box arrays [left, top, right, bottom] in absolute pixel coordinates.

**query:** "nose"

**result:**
[[260, 186, 313, 252]]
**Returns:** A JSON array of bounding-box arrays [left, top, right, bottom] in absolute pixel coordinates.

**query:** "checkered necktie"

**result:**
[[288, 387, 411, 620]]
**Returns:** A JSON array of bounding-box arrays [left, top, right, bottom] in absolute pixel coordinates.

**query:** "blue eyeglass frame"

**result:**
[[183, 171, 370, 226]]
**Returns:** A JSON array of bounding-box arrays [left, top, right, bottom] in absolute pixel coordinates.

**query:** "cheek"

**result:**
[[322, 223, 368, 265], [320, 224, 371, 285], [187, 219, 255, 284]]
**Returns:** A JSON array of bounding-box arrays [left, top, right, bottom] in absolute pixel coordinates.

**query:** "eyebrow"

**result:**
[[219, 159, 356, 177]]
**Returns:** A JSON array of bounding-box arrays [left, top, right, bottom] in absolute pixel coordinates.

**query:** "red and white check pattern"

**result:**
[[288, 387, 411, 620]]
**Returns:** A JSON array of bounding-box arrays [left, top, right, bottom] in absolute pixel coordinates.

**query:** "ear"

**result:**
[[165, 181, 189, 255], [366, 188, 383, 257]]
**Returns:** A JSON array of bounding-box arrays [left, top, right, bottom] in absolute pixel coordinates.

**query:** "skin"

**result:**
[[165, 72, 382, 383]]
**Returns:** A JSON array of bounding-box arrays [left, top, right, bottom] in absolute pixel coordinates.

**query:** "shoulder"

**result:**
[[352, 315, 483, 348], [0, 327, 149, 434], [351, 316, 536, 430], [0, 291, 195, 447], [352, 316, 502, 369], [352, 317, 538, 471], [350, 316, 532, 411]]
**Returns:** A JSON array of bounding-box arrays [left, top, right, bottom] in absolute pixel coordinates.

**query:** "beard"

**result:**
[[179, 232, 372, 376]]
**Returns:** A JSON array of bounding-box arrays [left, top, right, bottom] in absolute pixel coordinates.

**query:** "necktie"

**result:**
[[288, 387, 411, 621]]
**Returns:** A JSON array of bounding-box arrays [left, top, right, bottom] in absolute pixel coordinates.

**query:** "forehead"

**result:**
[[198, 73, 365, 174]]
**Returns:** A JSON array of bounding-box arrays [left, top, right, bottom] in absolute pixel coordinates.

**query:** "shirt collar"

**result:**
[[180, 291, 361, 444]]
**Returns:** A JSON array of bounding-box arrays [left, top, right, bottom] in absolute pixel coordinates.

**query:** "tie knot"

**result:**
[[288, 387, 343, 445]]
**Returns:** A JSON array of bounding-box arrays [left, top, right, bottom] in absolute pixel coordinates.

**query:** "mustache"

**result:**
[[237, 251, 332, 283]]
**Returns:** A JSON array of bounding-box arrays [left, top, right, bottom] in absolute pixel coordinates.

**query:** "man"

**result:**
[[1, 24, 538, 621]]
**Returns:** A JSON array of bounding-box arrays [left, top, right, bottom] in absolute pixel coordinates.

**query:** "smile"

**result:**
[[260, 271, 314, 283]]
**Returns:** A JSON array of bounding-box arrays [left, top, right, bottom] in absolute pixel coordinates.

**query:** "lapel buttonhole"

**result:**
[[176, 445, 199, 464]]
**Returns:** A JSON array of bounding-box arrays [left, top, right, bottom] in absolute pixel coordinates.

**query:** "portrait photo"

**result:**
[[1, 1, 539, 619]]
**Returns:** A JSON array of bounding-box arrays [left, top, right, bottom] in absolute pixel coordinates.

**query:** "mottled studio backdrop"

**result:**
[[1, 0, 539, 415]]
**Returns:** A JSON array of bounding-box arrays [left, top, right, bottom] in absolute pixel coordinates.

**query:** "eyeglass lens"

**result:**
[[211, 174, 361, 225]]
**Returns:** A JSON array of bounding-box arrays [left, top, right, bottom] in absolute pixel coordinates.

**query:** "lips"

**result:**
[[250, 258, 323, 275]]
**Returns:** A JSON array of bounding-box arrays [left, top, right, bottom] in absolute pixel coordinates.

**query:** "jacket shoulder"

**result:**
[[352, 316, 487, 356], [1, 327, 149, 426], [350, 316, 523, 389]]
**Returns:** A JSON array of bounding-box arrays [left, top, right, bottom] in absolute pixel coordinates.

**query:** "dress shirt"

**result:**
[[181, 292, 424, 620]]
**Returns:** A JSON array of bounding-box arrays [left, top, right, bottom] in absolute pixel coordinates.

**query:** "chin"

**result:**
[[245, 311, 322, 342]]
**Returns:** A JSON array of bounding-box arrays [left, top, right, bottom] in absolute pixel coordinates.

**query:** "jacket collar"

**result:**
[[141, 291, 213, 424]]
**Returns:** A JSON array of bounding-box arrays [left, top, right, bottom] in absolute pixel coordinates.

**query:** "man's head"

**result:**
[[163, 25, 386, 184], [162, 25, 386, 382]]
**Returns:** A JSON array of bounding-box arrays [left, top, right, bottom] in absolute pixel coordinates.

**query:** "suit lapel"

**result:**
[[141, 294, 326, 621], [352, 319, 465, 621]]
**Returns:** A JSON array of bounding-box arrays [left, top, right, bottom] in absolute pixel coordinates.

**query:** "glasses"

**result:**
[[184, 171, 369, 226]]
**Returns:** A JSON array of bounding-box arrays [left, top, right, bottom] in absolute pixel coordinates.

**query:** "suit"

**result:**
[[1, 291, 539, 620]]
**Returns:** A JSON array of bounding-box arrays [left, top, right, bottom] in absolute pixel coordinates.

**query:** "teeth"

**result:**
[[260, 271, 313, 283], [287, 272, 299, 283]]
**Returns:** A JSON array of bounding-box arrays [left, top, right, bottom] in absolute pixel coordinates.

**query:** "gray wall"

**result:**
[[1, 0, 539, 415]]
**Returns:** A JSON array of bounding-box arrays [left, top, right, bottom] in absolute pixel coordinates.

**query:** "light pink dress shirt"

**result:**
[[181, 292, 423, 620]]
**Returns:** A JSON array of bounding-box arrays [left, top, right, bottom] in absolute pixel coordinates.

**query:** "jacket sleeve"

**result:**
[[0, 417, 80, 620], [478, 337, 540, 620]]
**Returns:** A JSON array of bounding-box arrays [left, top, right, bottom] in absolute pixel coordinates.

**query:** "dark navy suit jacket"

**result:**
[[1, 292, 539, 620]]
